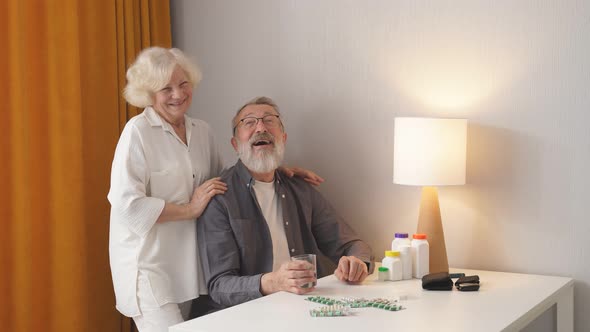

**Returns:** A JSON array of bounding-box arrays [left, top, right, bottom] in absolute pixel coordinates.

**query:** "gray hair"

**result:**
[[123, 47, 202, 108], [232, 96, 283, 135]]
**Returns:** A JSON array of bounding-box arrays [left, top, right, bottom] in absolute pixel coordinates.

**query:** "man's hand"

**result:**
[[334, 256, 368, 284], [279, 166, 325, 186], [260, 261, 317, 295]]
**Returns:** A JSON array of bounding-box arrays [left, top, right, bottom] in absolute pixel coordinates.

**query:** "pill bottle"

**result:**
[[391, 233, 411, 252], [378, 267, 389, 281], [382, 250, 402, 281], [399, 245, 412, 280], [411, 233, 429, 278]]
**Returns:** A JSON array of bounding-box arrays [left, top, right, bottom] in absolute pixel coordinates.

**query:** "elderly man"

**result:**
[[197, 96, 374, 308]]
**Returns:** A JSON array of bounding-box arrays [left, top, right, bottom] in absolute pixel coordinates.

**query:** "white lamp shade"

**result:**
[[393, 117, 467, 186]]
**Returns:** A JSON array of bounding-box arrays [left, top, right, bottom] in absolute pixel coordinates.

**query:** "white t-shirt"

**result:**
[[108, 107, 223, 317], [252, 180, 291, 271]]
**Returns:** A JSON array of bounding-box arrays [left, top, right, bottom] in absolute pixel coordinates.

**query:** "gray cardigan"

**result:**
[[197, 160, 374, 307]]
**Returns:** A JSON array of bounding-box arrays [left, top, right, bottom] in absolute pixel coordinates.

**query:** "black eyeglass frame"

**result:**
[[232, 114, 282, 134]]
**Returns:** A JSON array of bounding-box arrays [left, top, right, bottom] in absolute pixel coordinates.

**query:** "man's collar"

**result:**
[[235, 159, 285, 188]]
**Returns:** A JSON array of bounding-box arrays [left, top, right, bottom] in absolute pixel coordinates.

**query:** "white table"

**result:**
[[170, 268, 573, 332]]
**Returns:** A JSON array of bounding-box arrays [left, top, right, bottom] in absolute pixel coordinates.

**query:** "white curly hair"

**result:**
[[123, 47, 202, 108]]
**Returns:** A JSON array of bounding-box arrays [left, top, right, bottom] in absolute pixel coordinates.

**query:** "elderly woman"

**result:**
[[108, 47, 322, 332]]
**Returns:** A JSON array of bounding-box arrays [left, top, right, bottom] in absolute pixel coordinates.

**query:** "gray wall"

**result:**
[[171, 1, 589, 330]]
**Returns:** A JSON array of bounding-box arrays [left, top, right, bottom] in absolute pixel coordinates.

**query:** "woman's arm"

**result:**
[[279, 166, 325, 186], [157, 177, 227, 222]]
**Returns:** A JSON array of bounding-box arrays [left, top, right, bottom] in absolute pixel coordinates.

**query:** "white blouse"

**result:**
[[108, 107, 223, 317]]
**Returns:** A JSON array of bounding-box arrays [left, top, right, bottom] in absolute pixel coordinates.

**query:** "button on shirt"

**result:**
[[108, 107, 223, 317]]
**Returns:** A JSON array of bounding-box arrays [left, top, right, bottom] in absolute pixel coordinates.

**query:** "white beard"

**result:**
[[238, 133, 285, 174]]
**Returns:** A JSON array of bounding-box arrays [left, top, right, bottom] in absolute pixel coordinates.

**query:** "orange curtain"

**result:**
[[0, 1, 171, 332]]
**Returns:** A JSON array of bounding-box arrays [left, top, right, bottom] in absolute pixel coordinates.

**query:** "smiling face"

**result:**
[[231, 104, 287, 174], [152, 65, 193, 124]]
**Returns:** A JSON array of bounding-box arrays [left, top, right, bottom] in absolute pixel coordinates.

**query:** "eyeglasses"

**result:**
[[234, 114, 282, 132]]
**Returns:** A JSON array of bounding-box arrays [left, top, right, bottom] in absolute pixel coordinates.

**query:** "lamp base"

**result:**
[[417, 186, 449, 273]]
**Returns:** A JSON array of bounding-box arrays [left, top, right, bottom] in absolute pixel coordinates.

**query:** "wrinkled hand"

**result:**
[[334, 256, 368, 284], [188, 177, 227, 218], [261, 261, 316, 295], [279, 166, 325, 186]]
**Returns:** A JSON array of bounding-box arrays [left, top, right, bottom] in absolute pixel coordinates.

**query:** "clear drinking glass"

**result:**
[[291, 254, 317, 288]]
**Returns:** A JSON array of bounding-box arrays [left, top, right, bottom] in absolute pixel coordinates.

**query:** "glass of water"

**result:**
[[291, 254, 317, 288]]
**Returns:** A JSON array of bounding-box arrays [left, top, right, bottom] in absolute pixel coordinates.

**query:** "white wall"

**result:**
[[171, 1, 590, 330]]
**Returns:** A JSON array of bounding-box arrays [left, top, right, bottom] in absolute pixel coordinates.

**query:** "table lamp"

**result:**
[[393, 117, 467, 273]]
